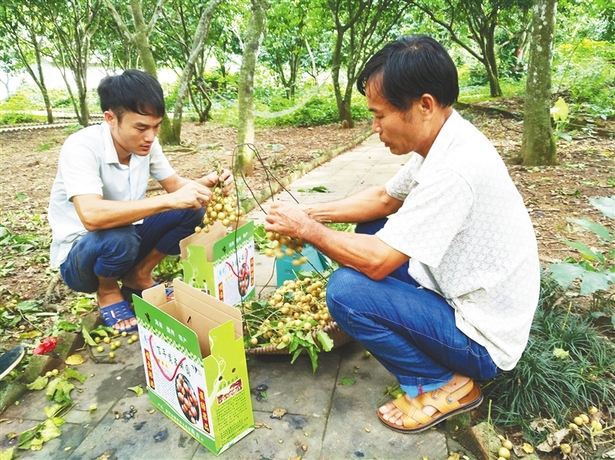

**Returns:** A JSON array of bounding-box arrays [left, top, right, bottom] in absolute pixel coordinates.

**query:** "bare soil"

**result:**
[[1, 104, 614, 309]]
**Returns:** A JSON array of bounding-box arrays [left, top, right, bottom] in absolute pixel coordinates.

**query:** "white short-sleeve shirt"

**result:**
[[48, 122, 175, 267], [376, 111, 540, 370]]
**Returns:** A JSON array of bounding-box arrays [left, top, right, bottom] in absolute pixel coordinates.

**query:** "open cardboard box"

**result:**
[[180, 220, 255, 307], [133, 279, 254, 456]]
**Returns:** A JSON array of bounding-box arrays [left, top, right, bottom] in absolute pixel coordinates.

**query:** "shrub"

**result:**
[[483, 275, 615, 432]]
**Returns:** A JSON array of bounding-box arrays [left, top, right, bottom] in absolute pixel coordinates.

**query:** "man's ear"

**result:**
[[419, 94, 436, 117], [103, 110, 116, 125]]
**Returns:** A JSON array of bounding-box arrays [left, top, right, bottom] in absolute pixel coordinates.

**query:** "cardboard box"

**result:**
[[180, 220, 255, 306], [133, 280, 254, 456], [276, 244, 330, 286]]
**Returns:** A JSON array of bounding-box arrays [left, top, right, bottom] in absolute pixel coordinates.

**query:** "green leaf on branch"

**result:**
[[590, 196, 615, 219], [316, 330, 334, 352], [549, 263, 587, 288], [564, 240, 603, 262], [580, 271, 611, 295], [567, 217, 611, 242]]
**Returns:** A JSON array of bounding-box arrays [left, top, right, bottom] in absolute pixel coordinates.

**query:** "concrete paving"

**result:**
[[0, 134, 475, 460]]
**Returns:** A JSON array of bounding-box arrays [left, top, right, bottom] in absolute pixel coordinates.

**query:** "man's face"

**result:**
[[104, 110, 163, 159], [365, 79, 431, 157]]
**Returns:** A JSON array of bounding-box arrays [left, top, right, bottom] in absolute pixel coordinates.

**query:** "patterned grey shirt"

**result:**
[[377, 110, 540, 370]]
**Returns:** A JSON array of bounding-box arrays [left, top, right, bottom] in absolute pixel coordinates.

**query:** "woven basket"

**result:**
[[245, 321, 353, 355]]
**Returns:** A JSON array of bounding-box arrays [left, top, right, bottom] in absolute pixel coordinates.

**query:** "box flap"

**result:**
[[172, 279, 244, 356], [180, 221, 228, 260]]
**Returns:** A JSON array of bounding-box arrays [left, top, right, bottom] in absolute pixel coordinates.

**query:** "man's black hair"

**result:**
[[97, 69, 166, 121], [357, 35, 459, 110]]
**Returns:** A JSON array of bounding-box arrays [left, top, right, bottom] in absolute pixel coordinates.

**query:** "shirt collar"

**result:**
[[414, 110, 462, 182], [102, 122, 122, 165]]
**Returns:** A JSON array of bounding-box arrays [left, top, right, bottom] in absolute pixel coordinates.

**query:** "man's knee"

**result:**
[[99, 227, 141, 261], [326, 267, 364, 315]]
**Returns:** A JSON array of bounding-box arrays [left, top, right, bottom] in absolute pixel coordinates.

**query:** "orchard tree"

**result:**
[[102, 0, 177, 143], [327, 0, 408, 127], [404, 0, 532, 97], [156, 0, 222, 141], [519, 0, 557, 165], [46, 0, 103, 127], [0, 0, 54, 123], [236, 0, 268, 175], [261, 0, 330, 99]]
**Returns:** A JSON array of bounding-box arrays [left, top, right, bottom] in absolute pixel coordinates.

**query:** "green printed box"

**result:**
[[181, 220, 255, 307], [133, 280, 254, 456]]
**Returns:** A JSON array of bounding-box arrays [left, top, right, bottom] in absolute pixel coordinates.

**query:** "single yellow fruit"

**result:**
[[580, 413, 589, 424], [502, 439, 513, 450], [560, 443, 571, 454], [250, 337, 258, 346], [51, 369, 59, 376], [96, 345, 104, 353], [108, 352, 115, 359], [574, 416, 584, 426], [588, 406, 598, 414], [498, 447, 511, 459], [103, 337, 111, 344], [121, 331, 127, 337], [590, 420, 602, 431], [114, 340, 121, 348], [45, 371, 53, 378]]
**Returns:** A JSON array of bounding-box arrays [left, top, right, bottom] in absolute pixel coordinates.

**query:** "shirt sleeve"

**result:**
[[60, 141, 104, 200], [148, 139, 176, 181], [377, 168, 473, 267]]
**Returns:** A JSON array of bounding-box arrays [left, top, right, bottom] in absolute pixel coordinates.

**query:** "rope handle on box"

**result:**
[[149, 334, 186, 382]]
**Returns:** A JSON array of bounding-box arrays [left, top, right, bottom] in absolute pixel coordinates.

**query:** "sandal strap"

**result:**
[[392, 396, 436, 428], [415, 379, 475, 414], [100, 300, 134, 324]]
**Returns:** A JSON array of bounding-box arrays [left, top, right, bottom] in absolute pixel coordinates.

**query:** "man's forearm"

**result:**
[[305, 185, 402, 223]]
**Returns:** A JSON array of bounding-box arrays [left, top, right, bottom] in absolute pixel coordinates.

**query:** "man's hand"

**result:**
[[198, 169, 234, 194], [264, 202, 312, 239], [169, 181, 213, 210]]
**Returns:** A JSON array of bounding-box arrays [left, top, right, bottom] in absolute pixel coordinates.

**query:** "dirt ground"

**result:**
[[0, 105, 614, 308]]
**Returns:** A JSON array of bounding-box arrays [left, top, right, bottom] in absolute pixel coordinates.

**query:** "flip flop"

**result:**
[[378, 379, 483, 433], [99, 300, 138, 333], [121, 282, 174, 301], [0, 344, 26, 380]]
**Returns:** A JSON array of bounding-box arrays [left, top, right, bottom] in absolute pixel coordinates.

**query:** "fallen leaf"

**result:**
[[128, 385, 144, 396], [254, 422, 272, 429], [270, 408, 287, 419], [65, 354, 86, 365], [339, 377, 355, 386]]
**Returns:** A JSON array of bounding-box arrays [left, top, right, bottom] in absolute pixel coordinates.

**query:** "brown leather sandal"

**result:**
[[378, 379, 483, 433]]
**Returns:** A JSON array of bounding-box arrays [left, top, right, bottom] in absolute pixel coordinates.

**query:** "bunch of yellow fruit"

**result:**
[[245, 277, 330, 347], [195, 184, 244, 233]]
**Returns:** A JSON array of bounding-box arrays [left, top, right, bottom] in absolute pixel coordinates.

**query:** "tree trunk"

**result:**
[[520, 0, 558, 165], [235, 0, 268, 176], [171, 0, 221, 142]]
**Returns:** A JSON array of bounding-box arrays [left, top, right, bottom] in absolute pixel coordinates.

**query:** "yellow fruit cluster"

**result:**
[[195, 185, 244, 233], [262, 231, 307, 264], [245, 277, 330, 347]]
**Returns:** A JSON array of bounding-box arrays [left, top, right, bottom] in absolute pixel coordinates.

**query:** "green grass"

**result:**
[[483, 273, 615, 438]]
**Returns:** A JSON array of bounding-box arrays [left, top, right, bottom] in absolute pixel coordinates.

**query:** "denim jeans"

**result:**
[[325, 218, 500, 398], [60, 208, 204, 294]]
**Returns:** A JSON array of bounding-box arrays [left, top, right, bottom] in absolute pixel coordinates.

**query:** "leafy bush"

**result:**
[[549, 196, 615, 296], [483, 274, 615, 431], [554, 39, 615, 119]]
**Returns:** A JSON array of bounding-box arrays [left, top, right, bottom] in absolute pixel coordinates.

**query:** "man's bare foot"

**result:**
[[378, 374, 471, 427]]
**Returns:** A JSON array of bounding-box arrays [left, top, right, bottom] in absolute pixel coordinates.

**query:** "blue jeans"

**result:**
[[326, 218, 500, 398], [60, 209, 204, 293]]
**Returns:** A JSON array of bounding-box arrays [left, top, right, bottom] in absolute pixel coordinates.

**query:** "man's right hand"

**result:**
[[170, 181, 212, 210]]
